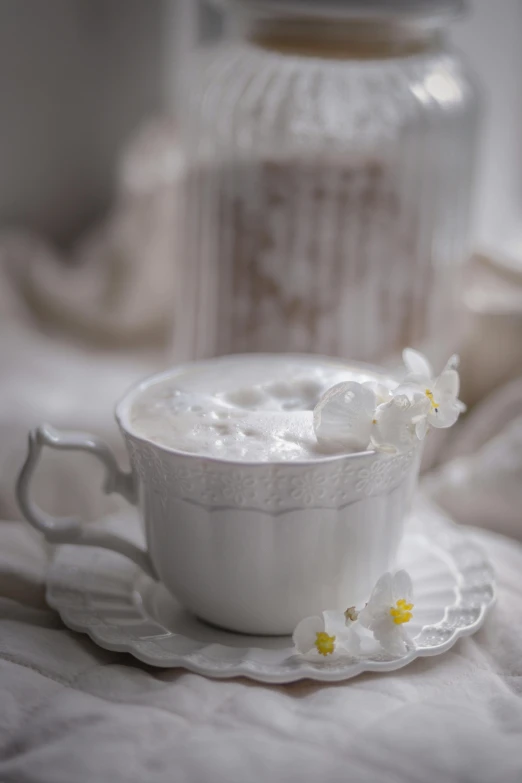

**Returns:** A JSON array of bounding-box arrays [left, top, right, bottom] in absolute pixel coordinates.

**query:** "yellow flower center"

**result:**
[[390, 598, 414, 625], [315, 632, 336, 656], [425, 389, 439, 412]]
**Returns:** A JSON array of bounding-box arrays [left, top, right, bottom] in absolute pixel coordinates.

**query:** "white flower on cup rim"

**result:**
[[312, 346, 465, 455], [358, 570, 415, 656], [313, 381, 377, 451], [398, 348, 467, 430], [313, 380, 398, 451], [362, 381, 393, 406], [370, 392, 430, 454], [292, 609, 361, 660]]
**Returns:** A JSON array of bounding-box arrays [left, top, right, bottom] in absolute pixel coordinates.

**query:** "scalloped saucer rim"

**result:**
[[46, 501, 496, 683]]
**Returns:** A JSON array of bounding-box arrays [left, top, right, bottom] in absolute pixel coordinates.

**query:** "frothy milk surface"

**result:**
[[128, 355, 390, 462]]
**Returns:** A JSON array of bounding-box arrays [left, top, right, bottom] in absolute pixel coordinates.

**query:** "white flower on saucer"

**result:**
[[358, 570, 415, 656], [371, 393, 430, 454], [399, 348, 466, 429], [293, 609, 360, 659]]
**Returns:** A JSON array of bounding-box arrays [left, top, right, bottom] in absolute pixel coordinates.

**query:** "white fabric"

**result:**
[[424, 375, 522, 540], [0, 512, 522, 782]]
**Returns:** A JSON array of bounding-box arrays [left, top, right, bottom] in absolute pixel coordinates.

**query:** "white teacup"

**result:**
[[16, 355, 421, 635]]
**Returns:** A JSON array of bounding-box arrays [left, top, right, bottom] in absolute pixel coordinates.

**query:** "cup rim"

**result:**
[[115, 353, 399, 468]]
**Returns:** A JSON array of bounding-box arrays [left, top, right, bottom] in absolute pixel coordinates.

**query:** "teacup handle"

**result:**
[[16, 424, 157, 579]]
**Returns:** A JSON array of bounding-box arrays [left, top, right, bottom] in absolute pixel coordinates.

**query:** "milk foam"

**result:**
[[128, 355, 391, 462]]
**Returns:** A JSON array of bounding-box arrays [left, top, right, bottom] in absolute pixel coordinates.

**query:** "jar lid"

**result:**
[[216, 0, 465, 23]]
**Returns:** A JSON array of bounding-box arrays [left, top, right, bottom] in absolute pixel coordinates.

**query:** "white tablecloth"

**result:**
[[1, 512, 522, 783]]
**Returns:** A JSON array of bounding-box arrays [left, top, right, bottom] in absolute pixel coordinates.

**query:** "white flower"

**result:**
[[313, 382, 376, 451], [371, 393, 430, 454], [293, 610, 361, 659], [358, 570, 415, 656], [399, 348, 466, 429], [312, 347, 464, 454], [362, 381, 394, 406]]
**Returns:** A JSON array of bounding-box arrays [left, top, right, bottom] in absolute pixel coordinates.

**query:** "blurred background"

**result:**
[[1, 0, 522, 537]]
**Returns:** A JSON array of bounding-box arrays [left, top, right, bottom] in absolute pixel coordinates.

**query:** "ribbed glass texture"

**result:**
[[176, 27, 479, 365]]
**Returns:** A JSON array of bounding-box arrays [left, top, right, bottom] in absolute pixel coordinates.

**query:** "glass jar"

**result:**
[[176, 0, 479, 366]]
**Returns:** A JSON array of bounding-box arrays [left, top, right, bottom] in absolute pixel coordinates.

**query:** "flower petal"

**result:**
[[313, 382, 376, 450], [362, 381, 393, 405], [392, 570, 413, 604], [411, 395, 432, 419], [323, 611, 361, 656], [337, 626, 361, 656], [371, 572, 394, 606], [403, 348, 433, 380], [322, 609, 346, 636], [415, 416, 428, 440], [370, 614, 395, 640], [292, 615, 324, 654], [443, 354, 460, 372], [374, 622, 412, 656], [372, 401, 406, 453], [429, 404, 461, 429], [393, 382, 426, 402], [434, 369, 460, 401], [371, 396, 425, 454], [357, 604, 373, 629], [361, 572, 394, 622]]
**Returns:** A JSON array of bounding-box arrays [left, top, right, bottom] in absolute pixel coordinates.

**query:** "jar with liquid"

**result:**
[[176, 0, 479, 366]]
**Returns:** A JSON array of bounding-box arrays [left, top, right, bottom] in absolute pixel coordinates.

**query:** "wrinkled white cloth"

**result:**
[[424, 375, 522, 541], [1, 512, 522, 783]]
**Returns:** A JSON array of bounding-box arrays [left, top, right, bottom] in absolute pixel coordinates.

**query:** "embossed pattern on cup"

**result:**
[[125, 433, 421, 634]]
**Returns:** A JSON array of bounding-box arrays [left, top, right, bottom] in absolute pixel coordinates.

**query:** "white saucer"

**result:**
[[46, 501, 495, 683]]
